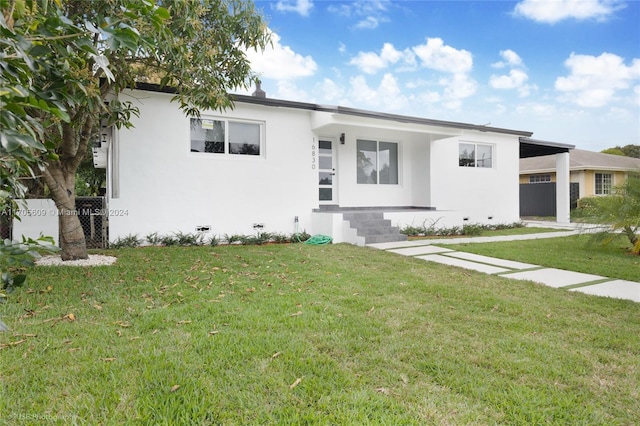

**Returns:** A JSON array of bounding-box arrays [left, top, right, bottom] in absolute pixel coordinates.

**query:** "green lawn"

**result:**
[[1, 244, 639, 424], [408, 226, 566, 240], [440, 234, 640, 282]]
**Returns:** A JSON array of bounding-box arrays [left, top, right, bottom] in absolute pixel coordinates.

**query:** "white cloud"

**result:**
[[514, 0, 625, 24], [490, 69, 529, 90], [355, 16, 380, 29], [413, 38, 473, 74], [555, 52, 640, 107], [515, 102, 557, 117], [349, 43, 414, 74], [245, 31, 317, 80], [440, 73, 477, 109], [490, 50, 534, 97], [412, 38, 476, 108], [328, 0, 391, 30], [274, 80, 310, 101], [348, 73, 408, 111], [275, 0, 314, 17], [492, 49, 524, 68], [316, 78, 344, 103]]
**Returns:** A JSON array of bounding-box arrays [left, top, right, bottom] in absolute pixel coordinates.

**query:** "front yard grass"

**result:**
[[1, 244, 639, 424], [408, 226, 566, 240], [440, 234, 640, 282]]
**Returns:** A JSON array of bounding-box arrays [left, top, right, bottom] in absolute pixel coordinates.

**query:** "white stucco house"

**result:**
[[13, 83, 574, 246]]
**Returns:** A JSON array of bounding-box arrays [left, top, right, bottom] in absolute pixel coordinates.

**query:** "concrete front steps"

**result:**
[[342, 212, 408, 245]]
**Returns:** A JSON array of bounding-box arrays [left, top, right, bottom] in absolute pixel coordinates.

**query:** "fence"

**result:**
[[75, 197, 108, 249], [520, 182, 579, 217]]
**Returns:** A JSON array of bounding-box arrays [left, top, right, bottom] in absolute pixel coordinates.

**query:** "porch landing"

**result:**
[[313, 205, 436, 213], [311, 206, 459, 246]]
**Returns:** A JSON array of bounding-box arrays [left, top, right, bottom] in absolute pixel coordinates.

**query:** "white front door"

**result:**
[[318, 138, 337, 204]]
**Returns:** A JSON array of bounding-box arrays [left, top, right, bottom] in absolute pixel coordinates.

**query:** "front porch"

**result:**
[[311, 206, 466, 246]]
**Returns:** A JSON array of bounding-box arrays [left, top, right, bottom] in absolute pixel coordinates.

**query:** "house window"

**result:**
[[529, 174, 551, 183], [357, 139, 398, 185], [595, 173, 612, 195], [190, 118, 262, 156], [459, 143, 493, 168]]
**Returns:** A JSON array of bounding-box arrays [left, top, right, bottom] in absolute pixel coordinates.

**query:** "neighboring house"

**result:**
[[14, 84, 573, 246], [520, 149, 640, 199]]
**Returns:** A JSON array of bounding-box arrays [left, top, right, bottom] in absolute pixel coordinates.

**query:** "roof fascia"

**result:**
[[133, 82, 533, 137]]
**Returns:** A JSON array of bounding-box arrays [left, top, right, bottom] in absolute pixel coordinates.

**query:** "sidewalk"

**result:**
[[367, 222, 640, 303]]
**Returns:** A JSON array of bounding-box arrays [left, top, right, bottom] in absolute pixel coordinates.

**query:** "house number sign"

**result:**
[[311, 140, 316, 169]]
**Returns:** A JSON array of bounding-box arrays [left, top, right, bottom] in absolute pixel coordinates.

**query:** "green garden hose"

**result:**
[[304, 234, 332, 245]]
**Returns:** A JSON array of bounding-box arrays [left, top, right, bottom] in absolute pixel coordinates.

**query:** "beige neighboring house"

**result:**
[[520, 149, 640, 199]]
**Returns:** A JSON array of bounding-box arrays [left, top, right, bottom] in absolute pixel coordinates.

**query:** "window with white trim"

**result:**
[[357, 139, 398, 184], [459, 142, 493, 168], [529, 174, 551, 183], [190, 118, 263, 156], [595, 173, 612, 195]]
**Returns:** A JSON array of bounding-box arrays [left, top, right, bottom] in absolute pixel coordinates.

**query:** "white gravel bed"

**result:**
[[35, 255, 117, 267]]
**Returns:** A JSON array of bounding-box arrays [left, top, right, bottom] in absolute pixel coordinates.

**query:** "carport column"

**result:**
[[556, 152, 570, 223]]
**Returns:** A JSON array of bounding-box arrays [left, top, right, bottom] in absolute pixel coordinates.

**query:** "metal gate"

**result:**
[[75, 197, 108, 248], [520, 183, 579, 217]]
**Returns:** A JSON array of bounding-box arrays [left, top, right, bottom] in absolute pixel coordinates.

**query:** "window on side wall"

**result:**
[[595, 173, 612, 195], [357, 139, 398, 185], [459, 142, 493, 168], [190, 118, 263, 156], [529, 174, 551, 183]]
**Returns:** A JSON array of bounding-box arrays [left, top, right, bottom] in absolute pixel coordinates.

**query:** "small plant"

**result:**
[[173, 231, 204, 246], [145, 232, 162, 245], [462, 223, 484, 236], [400, 225, 426, 236], [291, 231, 311, 243], [271, 233, 291, 244], [401, 220, 525, 238], [159, 235, 178, 246], [208, 235, 220, 247], [224, 234, 244, 245], [1, 236, 58, 300], [238, 232, 273, 245], [110, 234, 141, 249]]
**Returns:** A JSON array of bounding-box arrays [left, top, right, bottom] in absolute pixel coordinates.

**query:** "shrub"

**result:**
[[110, 234, 141, 248], [173, 232, 205, 246], [271, 233, 291, 244], [462, 224, 484, 236], [145, 232, 161, 245], [291, 231, 311, 243]]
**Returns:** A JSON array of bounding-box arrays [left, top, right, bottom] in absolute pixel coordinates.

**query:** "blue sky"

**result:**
[[240, 0, 640, 152]]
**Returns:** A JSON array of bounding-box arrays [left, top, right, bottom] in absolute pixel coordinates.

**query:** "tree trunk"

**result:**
[[42, 115, 94, 261], [43, 164, 88, 260]]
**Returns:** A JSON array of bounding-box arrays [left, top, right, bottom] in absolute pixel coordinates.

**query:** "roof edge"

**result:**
[[132, 82, 534, 137]]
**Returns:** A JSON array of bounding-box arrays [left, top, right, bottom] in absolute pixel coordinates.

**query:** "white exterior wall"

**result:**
[[429, 133, 521, 224], [107, 89, 526, 242], [334, 129, 430, 208], [108, 90, 317, 241], [12, 199, 59, 245]]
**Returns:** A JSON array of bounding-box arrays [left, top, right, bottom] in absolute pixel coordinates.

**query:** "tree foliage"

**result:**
[[1, 0, 270, 260], [601, 144, 640, 159], [579, 171, 640, 255]]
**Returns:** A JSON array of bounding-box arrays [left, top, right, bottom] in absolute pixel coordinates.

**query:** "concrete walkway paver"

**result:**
[[501, 268, 605, 288], [570, 280, 640, 302], [388, 246, 453, 256], [444, 252, 538, 270], [416, 254, 511, 274], [369, 222, 639, 303], [368, 230, 578, 250]]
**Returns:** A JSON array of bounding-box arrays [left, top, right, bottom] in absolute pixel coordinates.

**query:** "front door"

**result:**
[[318, 138, 337, 204]]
